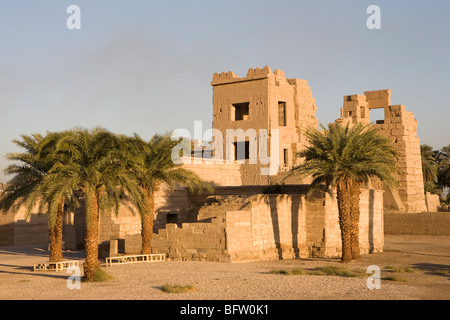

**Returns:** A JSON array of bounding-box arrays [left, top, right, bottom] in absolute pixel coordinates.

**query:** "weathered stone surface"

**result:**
[[336, 89, 427, 213], [149, 190, 384, 262]]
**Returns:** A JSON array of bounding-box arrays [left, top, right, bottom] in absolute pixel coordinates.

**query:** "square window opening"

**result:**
[[234, 141, 250, 161], [283, 149, 288, 165], [233, 102, 249, 121], [278, 101, 286, 126], [167, 213, 179, 226]]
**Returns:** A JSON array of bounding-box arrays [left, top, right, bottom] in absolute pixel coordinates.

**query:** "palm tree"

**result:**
[[37, 128, 145, 281], [421, 144, 441, 196], [131, 133, 213, 255], [0, 133, 69, 262], [437, 144, 450, 190], [288, 123, 398, 262], [420, 144, 438, 183]]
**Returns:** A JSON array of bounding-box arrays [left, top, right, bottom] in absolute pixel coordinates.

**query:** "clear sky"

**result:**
[[0, 0, 449, 183]]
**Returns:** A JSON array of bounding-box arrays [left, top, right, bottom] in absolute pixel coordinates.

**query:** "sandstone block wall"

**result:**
[[365, 89, 391, 110], [337, 89, 427, 213], [0, 185, 384, 263], [340, 94, 371, 126], [0, 206, 48, 247], [305, 192, 328, 256], [151, 218, 229, 262], [124, 234, 142, 255], [211, 66, 318, 185], [99, 210, 141, 244], [320, 189, 384, 256], [225, 195, 309, 262], [375, 104, 426, 213], [96, 185, 194, 251], [0, 210, 15, 246], [150, 189, 384, 262], [425, 192, 441, 212], [182, 159, 242, 187], [12, 215, 48, 247]]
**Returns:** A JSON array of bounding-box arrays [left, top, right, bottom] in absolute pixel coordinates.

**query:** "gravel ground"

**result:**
[[0, 235, 449, 300]]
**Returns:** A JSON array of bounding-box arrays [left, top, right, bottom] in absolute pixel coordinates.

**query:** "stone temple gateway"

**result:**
[[0, 67, 440, 262]]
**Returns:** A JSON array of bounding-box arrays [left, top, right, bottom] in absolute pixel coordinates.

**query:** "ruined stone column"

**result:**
[[376, 104, 427, 213], [336, 89, 427, 213]]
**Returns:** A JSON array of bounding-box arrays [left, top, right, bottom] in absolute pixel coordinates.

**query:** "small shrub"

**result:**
[[269, 266, 366, 277], [385, 266, 416, 273], [409, 266, 450, 276], [90, 268, 114, 282], [309, 266, 362, 278], [433, 269, 450, 276], [161, 284, 196, 294], [269, 269, 289, 275], [290, 268, 305, 275], [269, 269, 305, 275], [383, 276, 409, 283]]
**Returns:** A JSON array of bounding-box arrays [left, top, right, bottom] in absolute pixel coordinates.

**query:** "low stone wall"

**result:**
[[224, 195, 309, 262], [151, 218, 229, 262], [0, 207, 48, 247], [0, 211, 15, 246], [425, 192, 441, 213], [151, 189, 384, 262], [99, 208, 141, 244], [384, 212, 450, 235], [182, 159, 242, 186], [0, 183, 384, 263], [321, 189, 385, 257]]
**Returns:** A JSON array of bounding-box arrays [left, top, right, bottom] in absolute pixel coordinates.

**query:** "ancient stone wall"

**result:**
[[337, 89, 427, 213], [151, 218, 229, 262], [211, 66, 318, 185], [96, 185, 193, 253], [376, 104, 426, 213], [225, 195, 308, 262], [182, 158, 242, 186], [320, 189, 385, 257], [0, 209, 15, 246], [425, 192, 441, 212], [150, 189, 384, 262], [0, 206, 48, 247]]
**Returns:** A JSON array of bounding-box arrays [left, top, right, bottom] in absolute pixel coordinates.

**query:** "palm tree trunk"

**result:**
[[48, 198, 64, 262], [141, 191, 155, 255], [336, 180, 353, 263], [350, 180, 361, 261], [83, 189, 101, 281]]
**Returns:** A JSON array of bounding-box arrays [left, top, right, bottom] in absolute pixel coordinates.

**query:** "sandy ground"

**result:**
[[0, 235, 449, 300]]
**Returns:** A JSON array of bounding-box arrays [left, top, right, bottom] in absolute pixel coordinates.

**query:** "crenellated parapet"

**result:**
[[211, 66, 276, 86]]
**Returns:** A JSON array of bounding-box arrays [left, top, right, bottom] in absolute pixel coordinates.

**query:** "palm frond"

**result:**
[[288, 122, 398, 191]]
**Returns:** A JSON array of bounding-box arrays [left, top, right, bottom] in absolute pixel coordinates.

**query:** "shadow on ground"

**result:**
[[412, 263, 450, 278], [0, 246, 84, 260]]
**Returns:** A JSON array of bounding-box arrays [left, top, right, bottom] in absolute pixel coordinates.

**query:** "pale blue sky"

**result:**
[[0, 0, 449, 182]]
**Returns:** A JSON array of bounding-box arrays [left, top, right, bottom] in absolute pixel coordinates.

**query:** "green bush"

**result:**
[[89, 268, 115, 282], [269, 266, 365, 277], [161, 284, 196, 294]]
